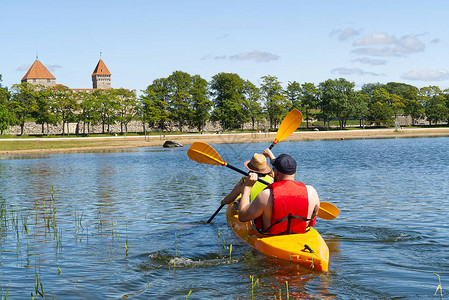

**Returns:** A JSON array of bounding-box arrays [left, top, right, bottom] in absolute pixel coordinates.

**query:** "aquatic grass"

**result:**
[[185, 290, 192, 299], [32, 273, 45, 299], [1, 285, 10, 300], [249, 275, 259, 299], [125, 221, 128, 256], [228, 244, 232, 263], [434, 273, 443, 299]]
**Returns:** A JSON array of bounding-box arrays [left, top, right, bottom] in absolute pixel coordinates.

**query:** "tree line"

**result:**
[[1, 71, 449, 136]]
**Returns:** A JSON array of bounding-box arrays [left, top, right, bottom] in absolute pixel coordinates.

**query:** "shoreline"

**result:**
[[1, 127, 448, 155]]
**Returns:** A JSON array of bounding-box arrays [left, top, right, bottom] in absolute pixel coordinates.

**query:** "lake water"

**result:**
[[0, 136, 448, 299]]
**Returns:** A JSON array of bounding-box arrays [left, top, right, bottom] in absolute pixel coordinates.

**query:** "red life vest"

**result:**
[[255, 180, 311, 235]]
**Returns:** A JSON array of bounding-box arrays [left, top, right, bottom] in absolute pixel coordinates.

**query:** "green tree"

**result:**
[[10, 82, 39, 135], [0, 75, 14, 134], [425, 95, 449, 125], [419, 86, 449, 126], [242, 80, 263, 130], [210, 72, 247, 130], [361, 83, 386, 98], [300, 82, 318, 128], [189, 75, 212, 132], [260, 75, 287, 129], [79, 91, 101, 134], [353, 92, 370, 128], [114, 88, 137, 135], [141, 78, 171, 131], [52, 85, 79, 136], [0, 74, 9, 102], [167, 71, 194, 132], [370, 88, 394, 124], [0, 104, 15, 135], [286, 81, 302, 109], [318, 78, 355, 129], [390, 93, 405, 121], [94, 90, 119, 134], [34, 87, 60, 136], [402, 88, 423, 125]]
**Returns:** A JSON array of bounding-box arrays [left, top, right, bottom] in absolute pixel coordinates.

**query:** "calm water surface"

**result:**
[[0, 137, 448, 299]]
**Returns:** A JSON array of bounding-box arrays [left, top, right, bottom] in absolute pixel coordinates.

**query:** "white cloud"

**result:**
[[331, 67, 384, 76], [395, 35, 425, 53], [431, 38, 440, 44], [203, 51, 279, 62], [47, 65, 62, 72], [330, 27, 360, 41], [16, 65, 31, 72], [353, 32, 396, 46], [352, 32, 425, 57], [229, 51, 279, 62], [352, 57, 387, 65], [352, 46, 399, 57], [401, 69, 449, 81]]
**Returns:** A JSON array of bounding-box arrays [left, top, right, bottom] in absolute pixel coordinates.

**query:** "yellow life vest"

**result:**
[[250, 174, 274, 201]]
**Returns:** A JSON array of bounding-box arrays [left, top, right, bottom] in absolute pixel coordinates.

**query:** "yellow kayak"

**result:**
[[226, 203, 329, 272]]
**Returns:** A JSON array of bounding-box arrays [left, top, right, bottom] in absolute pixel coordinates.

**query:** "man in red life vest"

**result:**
[[238, 148, 320, 235]]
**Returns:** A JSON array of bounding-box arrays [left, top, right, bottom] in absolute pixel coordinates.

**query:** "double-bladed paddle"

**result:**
[[200, 109, 303, 223], [187, 141, 271, 223], [202, 109, 302, 223], [187, 141, 340, 222]]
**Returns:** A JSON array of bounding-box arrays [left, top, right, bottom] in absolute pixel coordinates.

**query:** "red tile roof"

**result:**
[[21, 59, 56, 81], [92, 59, 111, 76]]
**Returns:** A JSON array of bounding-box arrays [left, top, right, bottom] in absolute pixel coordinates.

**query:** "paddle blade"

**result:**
[[317, 201, 340, 220], [275, 109, 303, 143], [187, 142, 225, 166]]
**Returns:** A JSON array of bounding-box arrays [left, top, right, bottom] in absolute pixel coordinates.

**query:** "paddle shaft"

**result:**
[[207, 204, 224, 223], [225, 163, 271, 185], [206, 163, 270, 224]]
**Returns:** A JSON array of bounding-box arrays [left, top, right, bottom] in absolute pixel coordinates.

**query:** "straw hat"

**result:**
[[244, 153, 272, 174]]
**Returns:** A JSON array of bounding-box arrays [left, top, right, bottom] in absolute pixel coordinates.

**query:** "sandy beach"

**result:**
[[1, 127, 448, 155]]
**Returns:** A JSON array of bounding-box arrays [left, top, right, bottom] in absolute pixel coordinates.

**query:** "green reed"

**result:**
[[434, 273, 443, 299], [32, 273, 45, 300], [250, 275, 259, 299], [125, 221, 128, 256], [273, 281, 290, 300]]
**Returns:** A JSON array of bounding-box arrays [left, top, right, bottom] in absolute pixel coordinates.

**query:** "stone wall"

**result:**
[[4, 115, 436, 136], [5, 119, 272, 136]]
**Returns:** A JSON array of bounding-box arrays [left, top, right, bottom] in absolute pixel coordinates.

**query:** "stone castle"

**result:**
[[21, 57, 112, 90], [8, 57, 144, 135]]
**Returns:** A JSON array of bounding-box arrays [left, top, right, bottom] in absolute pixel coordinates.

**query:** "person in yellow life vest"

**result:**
[[239, 148, 320, 235], [220, 153, 274, 206]]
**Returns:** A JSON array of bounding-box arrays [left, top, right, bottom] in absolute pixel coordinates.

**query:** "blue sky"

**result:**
[[1, 0, 449, 93]]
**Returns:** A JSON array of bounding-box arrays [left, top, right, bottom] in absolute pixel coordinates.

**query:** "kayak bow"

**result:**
[[226, 203, 329, 271]]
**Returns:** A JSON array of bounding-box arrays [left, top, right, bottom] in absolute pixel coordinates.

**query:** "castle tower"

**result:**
[[21, 59, 56, 87], [92, 59, 111, 89]]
